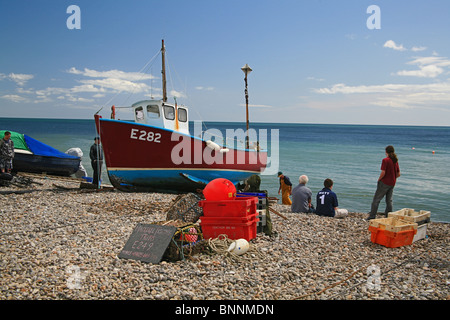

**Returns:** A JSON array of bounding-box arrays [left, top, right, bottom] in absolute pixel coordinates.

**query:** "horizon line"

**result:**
[[1, 116, 449, 128]]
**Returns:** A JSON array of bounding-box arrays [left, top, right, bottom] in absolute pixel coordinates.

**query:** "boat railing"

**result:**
[[201, 131, 263, 151]]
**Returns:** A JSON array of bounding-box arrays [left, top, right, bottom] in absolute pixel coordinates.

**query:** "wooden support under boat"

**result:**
[[17, 172, 115, 191], [16, 172, 84, 182], [269, 206, 288, 220]]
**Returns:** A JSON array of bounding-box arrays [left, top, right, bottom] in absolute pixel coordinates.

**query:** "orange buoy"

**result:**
[[203, 178, 236, 201]]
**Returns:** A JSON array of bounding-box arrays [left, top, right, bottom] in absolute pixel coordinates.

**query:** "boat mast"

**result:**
[[161, 39, 167, 103]]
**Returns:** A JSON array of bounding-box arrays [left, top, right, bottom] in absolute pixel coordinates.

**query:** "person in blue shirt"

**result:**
[[315, 178, 348, 218]]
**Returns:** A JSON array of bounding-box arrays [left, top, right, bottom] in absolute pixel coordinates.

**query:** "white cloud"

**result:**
[[395, 56, 450, 78], [411, 46, 427, 52], [383, 41, 429, 54], [1, 94, 29, 103], [10, 67, 156, 105], [408, 56, 450, 67], [64, 94, 94, 103], [383, 40, 406, 51], [170, 89, 186, 99], [16, 87, 35, 95], [9, 73, 34, 86], [306, 76, 325, 82], [315, 82, 450, 95], [0, 73, 34, 86], [314, 83, 410, 94], [1, 67, 166, 108], [314, 51, 450, 109], [68, 67, 156, 82], [71, 84, 106, 93], [195, 86, 214, 91], [78, 78, 150, 94], [33, 95, 52, 103], [63, 67, 159, 97], [314, 82, 450, 109], [36, 87, 69, 97], [396, 64, 443, 78]]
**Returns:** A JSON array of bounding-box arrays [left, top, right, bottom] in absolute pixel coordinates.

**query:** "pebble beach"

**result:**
[[0, 177, 448, 301]]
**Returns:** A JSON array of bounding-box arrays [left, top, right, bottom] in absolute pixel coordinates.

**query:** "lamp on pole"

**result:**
[[241, 64, 252, 149]]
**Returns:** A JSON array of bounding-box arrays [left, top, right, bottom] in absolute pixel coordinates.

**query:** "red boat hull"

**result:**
[[96, 117, 267, 192]]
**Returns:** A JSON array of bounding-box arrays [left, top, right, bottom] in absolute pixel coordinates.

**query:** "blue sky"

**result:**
[[1, 0, 450, 126]]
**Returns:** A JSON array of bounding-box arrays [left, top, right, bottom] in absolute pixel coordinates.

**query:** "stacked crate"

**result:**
[[388, 208, 431, 243], [198, 196, 259, 241], [236, 192, 269, 233], [368, 217, 418, 248]]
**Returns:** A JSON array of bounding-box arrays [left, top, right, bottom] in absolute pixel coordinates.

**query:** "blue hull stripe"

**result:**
[[108, 168, 258, 186]]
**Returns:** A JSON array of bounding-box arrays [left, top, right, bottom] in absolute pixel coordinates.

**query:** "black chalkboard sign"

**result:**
[[118, 223, 177, 264]]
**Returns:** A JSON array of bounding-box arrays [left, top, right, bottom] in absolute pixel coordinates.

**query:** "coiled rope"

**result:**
[[207, 234, 265, 263]]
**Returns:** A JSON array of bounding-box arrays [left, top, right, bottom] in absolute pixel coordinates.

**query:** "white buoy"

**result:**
[[206, 140, 221, 151], [227, 239, 250, 255]]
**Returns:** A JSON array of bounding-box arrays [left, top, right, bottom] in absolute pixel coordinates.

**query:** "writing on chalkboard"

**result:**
[[118, 223, 177, 264]]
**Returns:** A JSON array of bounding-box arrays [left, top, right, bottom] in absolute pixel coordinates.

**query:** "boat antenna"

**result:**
[[95, 106, 103, 115], [161, 39, 168, 103], [150, 67, 154, 99]]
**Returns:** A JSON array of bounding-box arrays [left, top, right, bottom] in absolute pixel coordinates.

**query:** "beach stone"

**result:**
[[0, 179, 448, 300]]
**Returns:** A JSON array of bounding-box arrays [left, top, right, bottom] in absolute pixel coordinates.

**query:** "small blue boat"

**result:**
[[1, 130, 81, 177]]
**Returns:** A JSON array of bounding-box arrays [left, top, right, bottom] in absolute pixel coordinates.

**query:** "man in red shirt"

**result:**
[[367, 145, 401, 220]]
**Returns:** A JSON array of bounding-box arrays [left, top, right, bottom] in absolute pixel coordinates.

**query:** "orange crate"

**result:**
[[369, 226, 417, 248]]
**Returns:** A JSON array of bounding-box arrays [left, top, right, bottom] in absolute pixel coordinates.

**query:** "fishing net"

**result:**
[[156, 220, 207, 262], [165, 193, 204, 223]]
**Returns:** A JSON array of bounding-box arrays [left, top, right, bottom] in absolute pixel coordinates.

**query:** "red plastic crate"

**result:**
[[198, 197, 257, 217], [200, 215, 258, 240], [368, 226, 417, 248], [200, 212, 258, 224]]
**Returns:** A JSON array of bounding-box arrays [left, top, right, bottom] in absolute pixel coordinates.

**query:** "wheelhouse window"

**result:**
[[178, 108, 187, 122], [147, 105, 160, 119], [135, 106, 144, 121], [164, 105, 175, 120]]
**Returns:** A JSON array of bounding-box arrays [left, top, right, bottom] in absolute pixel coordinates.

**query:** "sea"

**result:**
[[1, 117, 449, 223]]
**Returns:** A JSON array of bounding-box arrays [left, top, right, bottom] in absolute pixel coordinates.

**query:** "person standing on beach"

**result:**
[[367, 145, 401, 220], [90, 137, 103, 187], [291, 175, 315, 213], [277, 171, 292, 205], [0, 131, 14, 174], [315, 178, 348, 218]]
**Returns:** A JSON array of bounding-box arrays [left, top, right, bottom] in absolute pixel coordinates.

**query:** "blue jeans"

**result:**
[[368, 180, 395, 219]]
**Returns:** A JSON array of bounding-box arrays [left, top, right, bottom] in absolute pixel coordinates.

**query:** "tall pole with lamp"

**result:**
[[241, 64, 252, 149]]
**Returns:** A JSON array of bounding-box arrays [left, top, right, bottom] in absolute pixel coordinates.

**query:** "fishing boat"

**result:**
[[0, 130, 81, 177], [94, 40, 268, 193]]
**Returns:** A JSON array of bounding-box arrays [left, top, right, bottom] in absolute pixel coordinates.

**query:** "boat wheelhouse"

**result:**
[[131, 99, 190, 135]]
